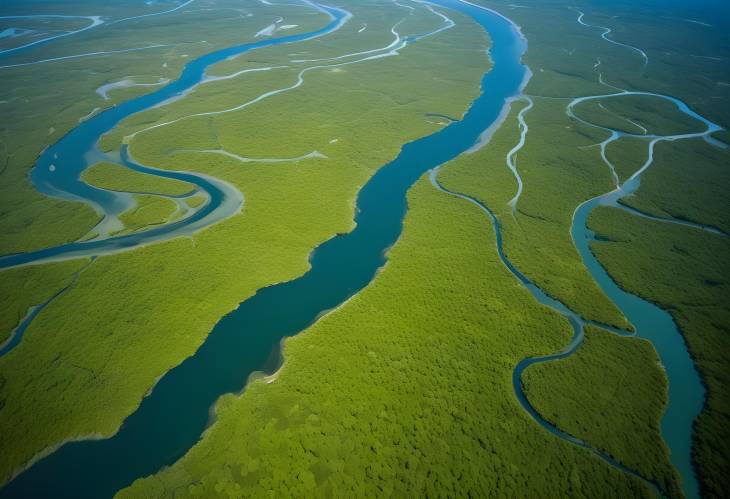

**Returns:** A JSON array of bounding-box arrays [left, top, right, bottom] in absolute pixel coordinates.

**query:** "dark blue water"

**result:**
[[0, 1, 528, 497]]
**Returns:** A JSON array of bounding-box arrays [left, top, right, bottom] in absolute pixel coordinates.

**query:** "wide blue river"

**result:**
[[0, 0, 703, 497]]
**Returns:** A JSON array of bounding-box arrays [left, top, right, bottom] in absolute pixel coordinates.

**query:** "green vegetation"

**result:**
[[0, 1, 491, 485], [186, 194, 207, 209], [618, 139, 730, 234], [573, 99, 648, 135], [439, 97, 628, 329], [120, 177, 650, 498], [81, 162, 194, 196], [118, 195, 179, 233], [522, 325, 680, 497], [573, 94, 707, 137], [588, 206, 730, 498], [0, 260, 88, 344], [604, 135, 649, 183], [0, 191, 101, 256]]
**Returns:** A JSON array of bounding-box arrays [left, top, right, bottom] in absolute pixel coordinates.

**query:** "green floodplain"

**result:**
[[0, 0, 729, 497]]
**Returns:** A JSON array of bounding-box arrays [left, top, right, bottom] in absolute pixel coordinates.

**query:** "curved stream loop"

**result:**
[[0, 0, 458, 270], [0, 2, 350, 270]]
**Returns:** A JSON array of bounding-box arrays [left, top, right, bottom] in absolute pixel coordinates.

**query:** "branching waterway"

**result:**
[[0, 0, 713, 497], [434, 6, 716, 498]]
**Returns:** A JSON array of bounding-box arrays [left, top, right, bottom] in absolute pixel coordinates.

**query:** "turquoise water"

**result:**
[[573, 194, 705, 499]]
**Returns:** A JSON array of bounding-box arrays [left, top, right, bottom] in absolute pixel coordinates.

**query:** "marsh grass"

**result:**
[[117, 195, 179, 234], [82, 162, 194, 197]]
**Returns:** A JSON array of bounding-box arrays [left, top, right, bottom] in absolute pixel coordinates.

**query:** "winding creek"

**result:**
[[0, 0, 714, 497], [429, 168, 663, 494], [0, 258, 96, 357], [0, 2, 349, 269]]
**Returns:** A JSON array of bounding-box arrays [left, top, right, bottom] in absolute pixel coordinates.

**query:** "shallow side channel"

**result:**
[[0, 1, 528, 497]]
